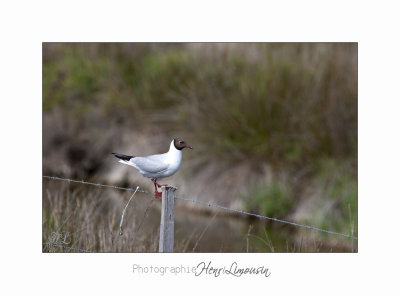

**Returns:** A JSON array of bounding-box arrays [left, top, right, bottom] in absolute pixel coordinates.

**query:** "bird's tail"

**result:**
[[112, 152, 135, 161]]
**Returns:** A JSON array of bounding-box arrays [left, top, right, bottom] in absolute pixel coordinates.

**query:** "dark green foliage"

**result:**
[[43, 43, 357, 170]]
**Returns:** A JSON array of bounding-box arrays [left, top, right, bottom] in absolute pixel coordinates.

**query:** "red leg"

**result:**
[[152, 179, 157, 190], [151, 178, 163, 198], [151, 178, 168, 188]]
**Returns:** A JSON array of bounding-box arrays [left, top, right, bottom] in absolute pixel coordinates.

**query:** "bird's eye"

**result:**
[[179, 141, 184, 144]]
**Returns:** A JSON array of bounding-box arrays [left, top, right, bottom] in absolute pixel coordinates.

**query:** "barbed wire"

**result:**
[[42, 175, 357, 240], [174, 195, 356, 239], [43, 176, 150, 194]]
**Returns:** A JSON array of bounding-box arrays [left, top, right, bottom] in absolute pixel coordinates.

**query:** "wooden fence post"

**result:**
[[159, 186, 176, 253]]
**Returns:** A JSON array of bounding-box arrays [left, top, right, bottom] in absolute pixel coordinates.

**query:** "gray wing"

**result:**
[[130, 155, 169, 173]]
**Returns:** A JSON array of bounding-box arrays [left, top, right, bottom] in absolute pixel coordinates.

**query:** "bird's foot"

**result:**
[[151, 178, 168, 188], [154, 190, 162, 199]]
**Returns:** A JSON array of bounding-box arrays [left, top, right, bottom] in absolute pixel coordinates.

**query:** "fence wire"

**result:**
[[42, 175, 357, 240]]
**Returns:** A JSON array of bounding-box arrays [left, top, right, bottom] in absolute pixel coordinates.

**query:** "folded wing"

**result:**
[[130, 156, 169, 174]]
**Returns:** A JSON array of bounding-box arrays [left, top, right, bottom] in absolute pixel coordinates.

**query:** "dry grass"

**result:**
[[42, 181, 356, 253], [43, 182, 160, 252]]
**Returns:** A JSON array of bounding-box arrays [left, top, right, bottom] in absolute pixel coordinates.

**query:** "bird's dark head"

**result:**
[[173, 138, 193, 150]]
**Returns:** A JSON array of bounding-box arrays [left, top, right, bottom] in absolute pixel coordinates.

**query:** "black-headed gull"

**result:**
[[112, 138, 192, 198]]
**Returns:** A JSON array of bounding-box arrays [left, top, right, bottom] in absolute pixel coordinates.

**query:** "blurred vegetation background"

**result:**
[[43, 43, 357, 252]]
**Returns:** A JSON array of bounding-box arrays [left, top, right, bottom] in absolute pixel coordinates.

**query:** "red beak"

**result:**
[[185, 145, 193, 149]]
